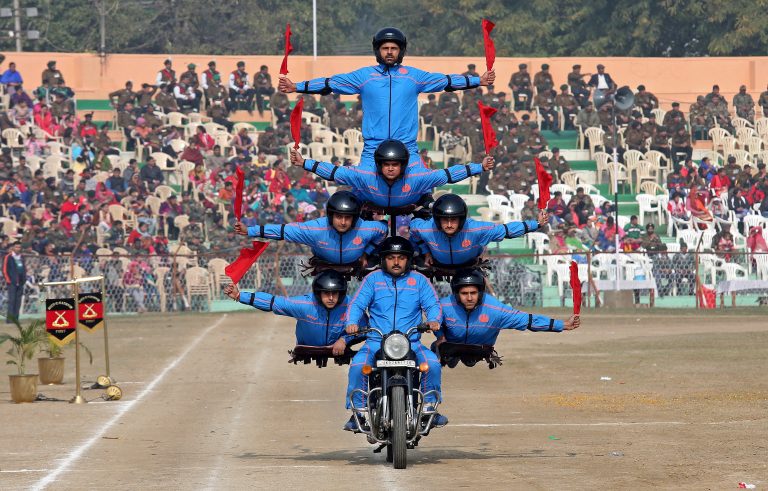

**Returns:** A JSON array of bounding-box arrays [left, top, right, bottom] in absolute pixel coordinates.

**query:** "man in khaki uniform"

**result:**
[[634, 85, 659, 118], [419, 94, 439, 124], [155, 85, 179, 113], [534, 89, 559, 131], [508, 63, 532, 110], [555, 84, 578, 130], [733, 85, 755, 121], [758, 84, 768, 117], [109, 81, 137, 110], [253, 65, 275, 116], [533, 63, 554, 94], [567, 64, 590, 107], [625, 121, 647, 152], [41, 60, 65, 87]]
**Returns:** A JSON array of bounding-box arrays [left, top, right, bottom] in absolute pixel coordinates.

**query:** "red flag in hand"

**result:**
[[477, 101, 498, 154], [535, 157, 553, 210], [234, 165, 245, 221], [481, 19, 496, 72], [569, 260, 582, 315], [279, 23, 293, 76], [290, 97, 304, 149], [225, 241, 269, 285]]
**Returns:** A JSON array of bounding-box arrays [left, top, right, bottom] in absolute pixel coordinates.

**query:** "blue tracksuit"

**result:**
[[238, 291, 366, 346], [296, 64, 480, 170], [345, 269, 443, 409], [303, 159, 483, 208], [438, 294, 563, 345], [246, 217, 387, 264], [410, 217, 540, 267]]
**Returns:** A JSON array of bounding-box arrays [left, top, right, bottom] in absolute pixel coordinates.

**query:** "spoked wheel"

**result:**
[[386, 444, 393, 462], [391, 385, 407, 469]]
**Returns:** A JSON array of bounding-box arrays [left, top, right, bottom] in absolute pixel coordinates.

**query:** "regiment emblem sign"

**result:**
[[45, 298, 76, 346]]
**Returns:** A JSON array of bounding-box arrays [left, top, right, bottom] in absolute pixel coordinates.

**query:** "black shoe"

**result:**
[[343, 414, 367, 432]]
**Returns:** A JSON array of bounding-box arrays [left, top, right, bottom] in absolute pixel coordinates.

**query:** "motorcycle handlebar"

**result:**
[[355, 323, 431, 338]]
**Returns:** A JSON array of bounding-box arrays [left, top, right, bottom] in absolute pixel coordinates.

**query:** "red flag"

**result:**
[[569, 261, 582, 315], [477, 101, 498, 154], [225, 241, 269, 285], [535, 157, 553, 210], [697, 284, 716, 309], [290, 97, 304, 149], [481, 19, 496, 72], [279, 23, 293, 75], [234, 165, 245, 221]]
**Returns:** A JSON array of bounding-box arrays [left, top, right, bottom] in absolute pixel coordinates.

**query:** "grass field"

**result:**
[[1, 309, 766, 489]]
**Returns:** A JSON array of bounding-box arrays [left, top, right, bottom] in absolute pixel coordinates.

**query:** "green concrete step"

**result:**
[[570, 160, 596, 171], [78, 99, 112, 111], [541, 130, 578, 150]]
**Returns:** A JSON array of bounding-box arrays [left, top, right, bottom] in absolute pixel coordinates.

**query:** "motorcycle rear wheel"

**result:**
[[391, 386, 407, 469]]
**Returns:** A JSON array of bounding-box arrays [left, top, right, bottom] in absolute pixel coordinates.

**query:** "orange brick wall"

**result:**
[[5, 52, 768, 110]]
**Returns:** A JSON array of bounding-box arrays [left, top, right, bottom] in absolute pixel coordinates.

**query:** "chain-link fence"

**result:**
[[6, 248, 768, 318]]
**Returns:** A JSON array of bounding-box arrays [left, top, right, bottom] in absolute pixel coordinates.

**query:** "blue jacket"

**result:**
[[303, 159, 483, 208], [238, 292, 366, 346], [0, 69, 23, 85], [296, 64, 480, 165], [438, 294, 564, 345], [247, 217, 387, 264], [346, 269, 442, 342], [410, 217, 539, 266]]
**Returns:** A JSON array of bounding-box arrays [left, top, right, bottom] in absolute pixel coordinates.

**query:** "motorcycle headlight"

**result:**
[[382, 333, 410, 360]]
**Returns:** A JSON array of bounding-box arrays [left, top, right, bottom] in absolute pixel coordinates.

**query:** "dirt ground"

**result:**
[[1, 309, 766, 490]]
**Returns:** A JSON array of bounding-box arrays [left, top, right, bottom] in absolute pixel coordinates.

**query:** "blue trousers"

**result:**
[[346, 339, 441, 409]]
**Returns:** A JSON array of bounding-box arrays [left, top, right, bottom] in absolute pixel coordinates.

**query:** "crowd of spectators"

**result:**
[[0, 56, 767, 310]]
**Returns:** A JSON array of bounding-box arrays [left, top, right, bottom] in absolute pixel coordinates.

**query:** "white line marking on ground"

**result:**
[[31, 314, 228, 491], [454, 422, 686, 427], [454, 419, 767, 427], [0, 469, 50, 473]]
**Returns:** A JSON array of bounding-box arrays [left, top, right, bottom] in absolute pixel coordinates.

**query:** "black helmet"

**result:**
[[450, 268, 486, 305], [374, 139, 409, 178], [326, 190, 361, 225], [433, 194, 468, 233], [378, 236, 414, 273], [372, 27, 407, 64], [312, 270, 347, 308]]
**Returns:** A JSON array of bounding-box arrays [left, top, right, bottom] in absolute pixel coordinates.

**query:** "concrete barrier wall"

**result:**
[[4, 52, 768, 110]]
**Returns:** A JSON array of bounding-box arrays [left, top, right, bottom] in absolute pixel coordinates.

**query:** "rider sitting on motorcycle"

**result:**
[[290, 139, 495, 209], [223, 270, 365, 354], [435, 269, 579, 363], [410, 194, 549, 270], [344, 236, 447, 431], [234, 191, 386, 271]]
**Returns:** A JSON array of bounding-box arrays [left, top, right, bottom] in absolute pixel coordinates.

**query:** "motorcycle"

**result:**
[[347, 324, 440, 469]]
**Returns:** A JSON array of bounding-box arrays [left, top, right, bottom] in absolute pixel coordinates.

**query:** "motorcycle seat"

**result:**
[[288, 344, 358, 367], [432, 342, 503, 369]]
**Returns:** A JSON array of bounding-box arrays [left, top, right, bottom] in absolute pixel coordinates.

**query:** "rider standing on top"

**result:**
[[278, 27, 495, 172]]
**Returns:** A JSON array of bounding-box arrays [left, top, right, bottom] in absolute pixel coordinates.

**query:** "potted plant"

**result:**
[[38, 337, 94, 385], [0, 319, 46, 403]]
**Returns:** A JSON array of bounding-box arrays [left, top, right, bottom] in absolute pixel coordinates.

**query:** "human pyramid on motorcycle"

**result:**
[[223, 27, 580, 468]]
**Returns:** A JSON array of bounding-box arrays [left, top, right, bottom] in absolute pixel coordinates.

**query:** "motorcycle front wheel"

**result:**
[[391, 385, 407, 469]]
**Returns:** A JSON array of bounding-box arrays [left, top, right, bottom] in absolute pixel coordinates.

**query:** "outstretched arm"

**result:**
[[424, 156, 494, 188], [280, 70, 364, 96], [499, 306, 575, 332], [417, 69, 484, 93], [224, 283, 310, 318]]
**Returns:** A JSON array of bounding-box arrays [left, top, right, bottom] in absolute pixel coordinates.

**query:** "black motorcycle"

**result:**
[[347, 324, 439, 469]]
